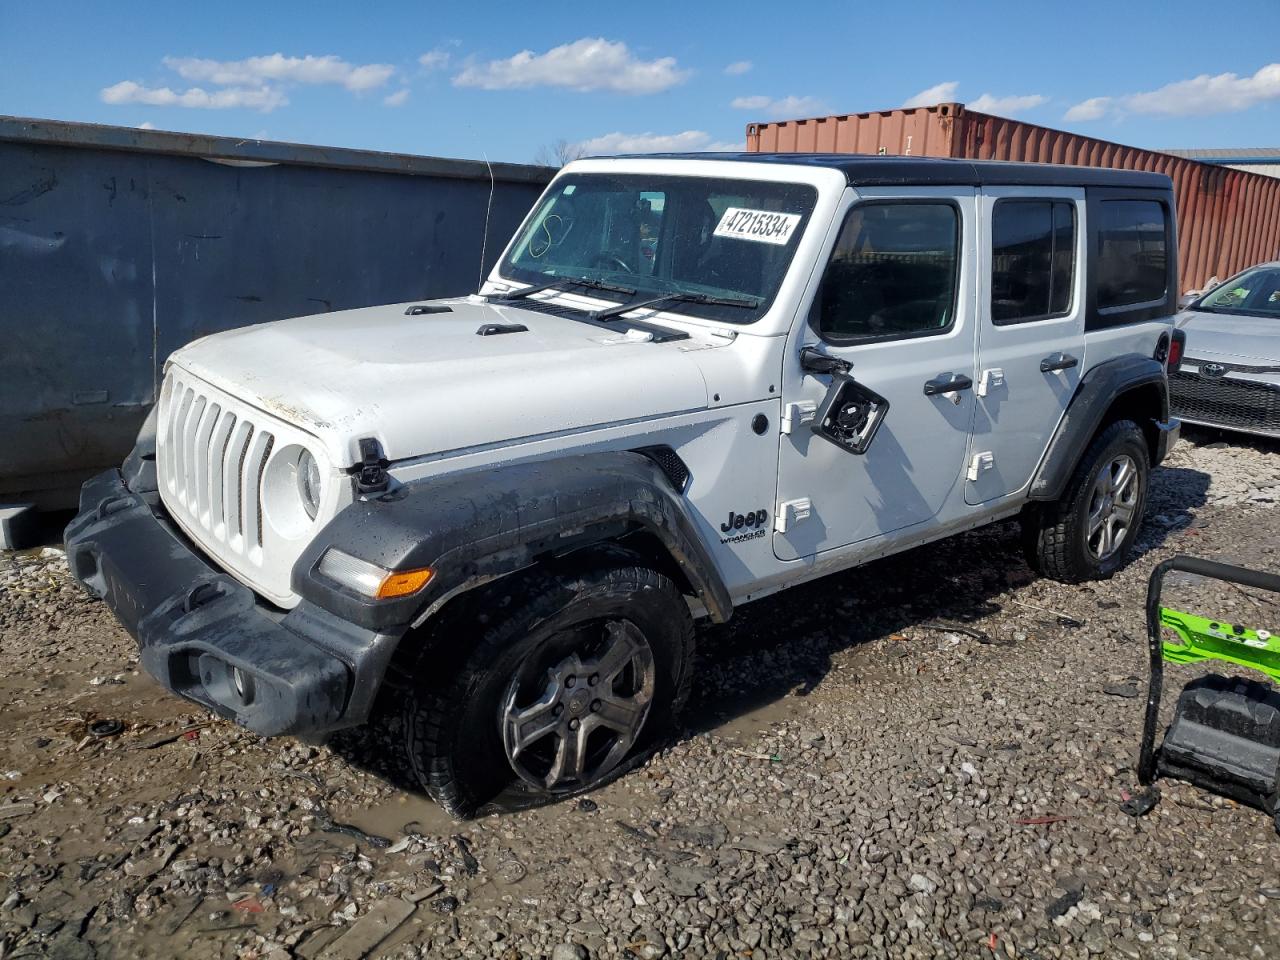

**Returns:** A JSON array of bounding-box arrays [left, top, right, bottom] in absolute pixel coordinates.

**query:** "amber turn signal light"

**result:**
[[375, 567, 434, 599]]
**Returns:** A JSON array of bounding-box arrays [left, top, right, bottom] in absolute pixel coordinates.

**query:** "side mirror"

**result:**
[[812, 372, 890, 455]]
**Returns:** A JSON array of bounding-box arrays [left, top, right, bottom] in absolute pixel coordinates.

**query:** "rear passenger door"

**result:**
[[966, 188, 1085, 505]]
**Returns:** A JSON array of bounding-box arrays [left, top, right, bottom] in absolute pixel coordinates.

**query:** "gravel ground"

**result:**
[[2, 428, 1280, 960]]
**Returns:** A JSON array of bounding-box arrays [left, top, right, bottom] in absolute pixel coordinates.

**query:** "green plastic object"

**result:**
[[1159, 607, 1280, 682]]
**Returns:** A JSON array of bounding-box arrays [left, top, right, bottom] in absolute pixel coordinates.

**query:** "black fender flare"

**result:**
[[292, 451, 733, 631], [1028, 355, 1170, 502]]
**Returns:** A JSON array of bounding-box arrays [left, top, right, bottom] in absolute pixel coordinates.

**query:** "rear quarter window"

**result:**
[[1096, 200, 1168, 310]]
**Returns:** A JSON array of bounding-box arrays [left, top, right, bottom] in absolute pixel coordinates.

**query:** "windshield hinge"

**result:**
[[780, 401, 818, 435], [355, 438, 390, 495]]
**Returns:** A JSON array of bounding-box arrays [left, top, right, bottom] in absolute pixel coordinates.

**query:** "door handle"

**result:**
[[1040, 352, 1080, 373], [923, 373, 974, 396]]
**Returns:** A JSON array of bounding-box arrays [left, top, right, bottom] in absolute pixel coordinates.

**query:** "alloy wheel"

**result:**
[[500, 619, 656, 791], [1086, 454, 1139, 561]]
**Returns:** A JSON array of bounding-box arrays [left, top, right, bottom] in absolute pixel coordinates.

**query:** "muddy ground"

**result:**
[[2, 429, 1280, 960]]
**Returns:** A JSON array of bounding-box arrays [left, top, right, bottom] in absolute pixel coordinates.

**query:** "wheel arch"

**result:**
[[1028, 354, 1171, 503], [291, 450, 733, 641]]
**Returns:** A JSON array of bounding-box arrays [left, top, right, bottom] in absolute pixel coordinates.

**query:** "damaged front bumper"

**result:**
[[64, 469, 400, 737]]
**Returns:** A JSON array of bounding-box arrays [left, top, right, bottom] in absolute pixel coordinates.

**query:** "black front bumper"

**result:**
[[64, 470, 399, 737]]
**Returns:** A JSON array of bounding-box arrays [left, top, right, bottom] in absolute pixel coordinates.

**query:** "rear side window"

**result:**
[[817, 202, 959, 342], [991, 200, 1077, 324], [1096, 200, 1168, 309]]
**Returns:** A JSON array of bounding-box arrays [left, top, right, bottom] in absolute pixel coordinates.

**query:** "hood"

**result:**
[[1176, 310, 1280, 365], [169, 298, 716, 467]]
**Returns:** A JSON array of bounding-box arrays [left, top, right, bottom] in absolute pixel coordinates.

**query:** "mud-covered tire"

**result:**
[[401, 553, 695, 819], [1023, 419, 1150, 583]]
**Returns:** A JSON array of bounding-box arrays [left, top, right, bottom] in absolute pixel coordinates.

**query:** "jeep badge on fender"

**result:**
[[722, 509, 768, 533], [65, 151, 1181, 820]]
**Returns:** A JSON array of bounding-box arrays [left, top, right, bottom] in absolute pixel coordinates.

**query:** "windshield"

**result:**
[[1198, 265, 1280, 318], [499, 174, 818, 324]]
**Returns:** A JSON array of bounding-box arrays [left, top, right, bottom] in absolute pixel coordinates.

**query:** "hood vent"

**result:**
[[405, 304, 453, 316], [476, 322, 528, 337]]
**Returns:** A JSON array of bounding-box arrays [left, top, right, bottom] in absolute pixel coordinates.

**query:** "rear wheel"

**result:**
[[1024, 419, 1150, 582], [401, 554, 695, 818]]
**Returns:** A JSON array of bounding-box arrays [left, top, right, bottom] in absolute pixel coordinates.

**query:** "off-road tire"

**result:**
[[1023, 419, 1150, 583], [401, 552, 695, 819]]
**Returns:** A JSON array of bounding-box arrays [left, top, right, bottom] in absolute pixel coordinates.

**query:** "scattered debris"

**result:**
[[136, 725, 203, 750], [0, 802, 35, 821], [1046, 887, 1084, 920], [314, 806, 391, 849], [431, 895, 459, 915], [1103, 682, 1141, 699], [1011, 598, 1085, 628], [1120, 786, 1162, 818], [316, 898, 415, 960], [88, 718, 124, 738], [494, 858, 528, 884]]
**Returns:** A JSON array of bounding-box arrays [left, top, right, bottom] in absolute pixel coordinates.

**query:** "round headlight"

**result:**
[[297, 449, 322, 520]]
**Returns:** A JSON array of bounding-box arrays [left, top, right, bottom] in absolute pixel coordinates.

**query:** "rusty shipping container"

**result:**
[[746, 102, 1280, 294]]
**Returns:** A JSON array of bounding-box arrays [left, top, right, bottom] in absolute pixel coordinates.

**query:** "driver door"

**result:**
[[774, 187, 979, 561]]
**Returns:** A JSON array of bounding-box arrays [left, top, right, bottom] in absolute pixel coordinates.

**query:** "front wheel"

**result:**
[[1023, 419, 1151, 583], [401, 556, 695, 818]]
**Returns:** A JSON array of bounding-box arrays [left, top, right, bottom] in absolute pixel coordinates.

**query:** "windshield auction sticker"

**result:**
[[713, 207, 801, 245]]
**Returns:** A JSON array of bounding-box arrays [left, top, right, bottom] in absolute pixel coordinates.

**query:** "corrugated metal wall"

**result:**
[[0, 116, 553, 506], [747, 103, 1280, 294]]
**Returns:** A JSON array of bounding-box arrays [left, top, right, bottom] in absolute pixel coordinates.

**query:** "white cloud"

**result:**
[[383, 88, 410, 107], [163, 53, 394, 92], [1125, 63, 1280, 116], [1064, 63, 1280, 122], [903, 81, 959, 108], [576, 130, 741, 155], [969, 93, 1047, 116], [418, 49, 450, 71], [100, 80, 288, 112], [452, 38, 689, 94], [138, 121, 156, 130], [724, 60, 752, 76], [730, 94, 824, 118], [1064, 96, 1112, 122]]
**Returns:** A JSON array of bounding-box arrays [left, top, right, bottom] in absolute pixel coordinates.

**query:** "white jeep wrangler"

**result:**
[[67, 154, 1184, 816]]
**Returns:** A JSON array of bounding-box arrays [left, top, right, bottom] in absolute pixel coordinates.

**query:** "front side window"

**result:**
[[991, 200, 1076, 324], [501, 174, 817, 324], [1096, 200, 1168, 309], [1197, 265, 1280, 318], [816, 202, 959, 342]]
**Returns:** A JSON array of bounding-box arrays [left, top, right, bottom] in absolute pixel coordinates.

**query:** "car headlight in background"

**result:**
[[316, 548, 433, 600], [297, 449, 322, 520]]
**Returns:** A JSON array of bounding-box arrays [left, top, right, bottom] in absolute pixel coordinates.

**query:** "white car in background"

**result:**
[[1172, 262, 1280, 439]]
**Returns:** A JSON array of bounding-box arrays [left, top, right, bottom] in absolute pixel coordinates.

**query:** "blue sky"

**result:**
[[3, 0, 1279, 164]]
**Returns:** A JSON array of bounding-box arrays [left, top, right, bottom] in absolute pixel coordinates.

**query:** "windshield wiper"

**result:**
[[489, 276, 637, 302], [590, 290, 762, 321]]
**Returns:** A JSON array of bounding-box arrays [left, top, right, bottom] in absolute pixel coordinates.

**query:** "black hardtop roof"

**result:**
[[603, 152, 1173, 191]]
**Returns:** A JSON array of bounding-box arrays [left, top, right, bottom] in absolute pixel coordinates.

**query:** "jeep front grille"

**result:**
[[161, 373, 276, 560], [1170, 367, 1280, 435]]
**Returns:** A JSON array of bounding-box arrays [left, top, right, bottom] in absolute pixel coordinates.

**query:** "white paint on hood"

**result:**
[[168, 297, 715, 466]]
